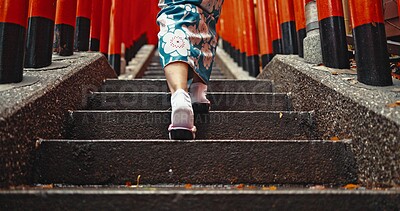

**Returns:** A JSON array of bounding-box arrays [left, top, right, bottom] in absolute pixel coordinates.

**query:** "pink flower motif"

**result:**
[[162, 29, 190, 57], [201, 43, 213, 69], [200, 0, 214, 13], [216, 0, 224, 9], [182, 25, 202, 46]]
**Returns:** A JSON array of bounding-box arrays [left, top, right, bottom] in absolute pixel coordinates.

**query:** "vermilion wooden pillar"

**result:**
[[317, 0, 349, 68], [0, 0, 29, 83], [25, 0, 57, 68], [54, 0, 78, 56], [349, 0, 392, 86]]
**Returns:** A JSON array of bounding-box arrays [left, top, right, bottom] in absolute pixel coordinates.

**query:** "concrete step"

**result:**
[[87, 92, 291, 111], [2, 187, 399, 210], [67, 111, 316, 140], [143, 71, 225, 77], [142, 75, 227, 79], [34, 139, 356, 185], [141, 75, 166, 79], [143, 70, 225, 76], [101, 79, 273, 92]]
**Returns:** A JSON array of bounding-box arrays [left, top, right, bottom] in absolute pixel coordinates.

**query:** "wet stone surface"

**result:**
[[258, 55, 400, 187], [0, 52, 117, 187]]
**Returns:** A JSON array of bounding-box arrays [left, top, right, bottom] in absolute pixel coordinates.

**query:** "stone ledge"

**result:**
[[0, 52, 117, 187], [258, 55, 400, 187], [215, 48, 255, 80]]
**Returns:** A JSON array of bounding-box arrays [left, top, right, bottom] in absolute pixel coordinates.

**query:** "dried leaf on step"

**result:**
[[262, 186, 277, 191], [279, 112, 283, 119], [330, 136, 340, 141], [125, 181, 132, 187], [343, 184, 360, 190], [386, 101, 400, 108], [40, 184, 53, 189], [309, 185, 325, 190], [137, 175, 141, 186], [185, 184, 192, 189], [237, 184, 245, 189]]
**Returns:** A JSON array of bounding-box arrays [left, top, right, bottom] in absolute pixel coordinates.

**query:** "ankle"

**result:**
[[189, 83, 209, 103]]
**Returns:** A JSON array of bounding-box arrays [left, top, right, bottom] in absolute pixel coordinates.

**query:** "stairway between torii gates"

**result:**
[[1, 52, 399, 210]]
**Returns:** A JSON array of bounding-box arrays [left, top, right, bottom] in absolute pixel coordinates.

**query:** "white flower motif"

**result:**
[[157, 13, 176, 28], [184, 4, 197, 13], [162, 29, 190, 57]]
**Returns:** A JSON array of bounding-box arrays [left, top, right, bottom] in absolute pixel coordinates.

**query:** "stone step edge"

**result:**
[[90, 91, 289, 95], [38, 139, 350, 144], [105, 79, 272, 82], [70, 110, 312, 114], [2, 189, 399, 195]]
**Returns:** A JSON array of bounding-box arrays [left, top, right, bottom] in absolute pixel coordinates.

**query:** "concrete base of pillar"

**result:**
[[304, 31, 323, 65]]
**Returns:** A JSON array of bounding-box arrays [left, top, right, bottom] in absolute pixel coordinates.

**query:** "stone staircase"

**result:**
[[1, 56, 399, 210]]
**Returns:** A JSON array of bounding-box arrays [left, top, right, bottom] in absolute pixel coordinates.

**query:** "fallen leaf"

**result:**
[[35, 140, 41, 149], [343, 77, 355, 81], [309, 185, 325, 190], [386, 101, 400, 108], [137, 175, 141, 186], [184, 184, 192, 189], [330, 136, 340, 141], [262, 186, 277, 191], [343, 184, 360, 190], [279, 113, 283, 119], [41, 184, 53, 189], [125, 181, 132, 187], [237, 184, 245, 189], [248, 186, 257, 190]]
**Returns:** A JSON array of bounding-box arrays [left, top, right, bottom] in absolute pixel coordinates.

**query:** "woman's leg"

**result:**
[[164, 62, 189, 93]]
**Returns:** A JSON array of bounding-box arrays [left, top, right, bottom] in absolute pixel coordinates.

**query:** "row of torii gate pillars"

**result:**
[[0, 0, 397, 87], [0, 0, 159, 83]]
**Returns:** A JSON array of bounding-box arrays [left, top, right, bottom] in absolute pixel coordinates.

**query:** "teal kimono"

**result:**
[[157, 0, 224, 84]]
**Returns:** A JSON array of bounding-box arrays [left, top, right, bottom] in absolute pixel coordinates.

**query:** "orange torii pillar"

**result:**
[[267, 0, 282, 54], [294, 0, 306, 57], [122, 0, 131, 62], [89, 0, 103, 51], [130, 0, 140, 58], [127, 0, 135, 61], [257, 0, 274, 68], [99, 0, 112, 57], [0, 0, 29, 84], [278, 0, 298, 54], [221, 0, 234, 62], [349, 0, 392, 86], [54, 0, 78, 56], [236, 0, 244, 66], [129, 0, 137, 59], [25, 0, 57, 68], [108, 0, 123, 75], [75, 0, 92, 51], [147, 1, 159, 45], [244, 0, 260, 76], [317, 0, 349, 69]]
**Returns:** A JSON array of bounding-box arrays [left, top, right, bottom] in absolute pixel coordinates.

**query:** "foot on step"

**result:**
[[169, 89, 197, 140], [189, 82, 211, 113]]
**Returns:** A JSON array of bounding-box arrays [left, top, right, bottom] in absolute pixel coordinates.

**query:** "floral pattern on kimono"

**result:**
[[157, 0, 224, 84]]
